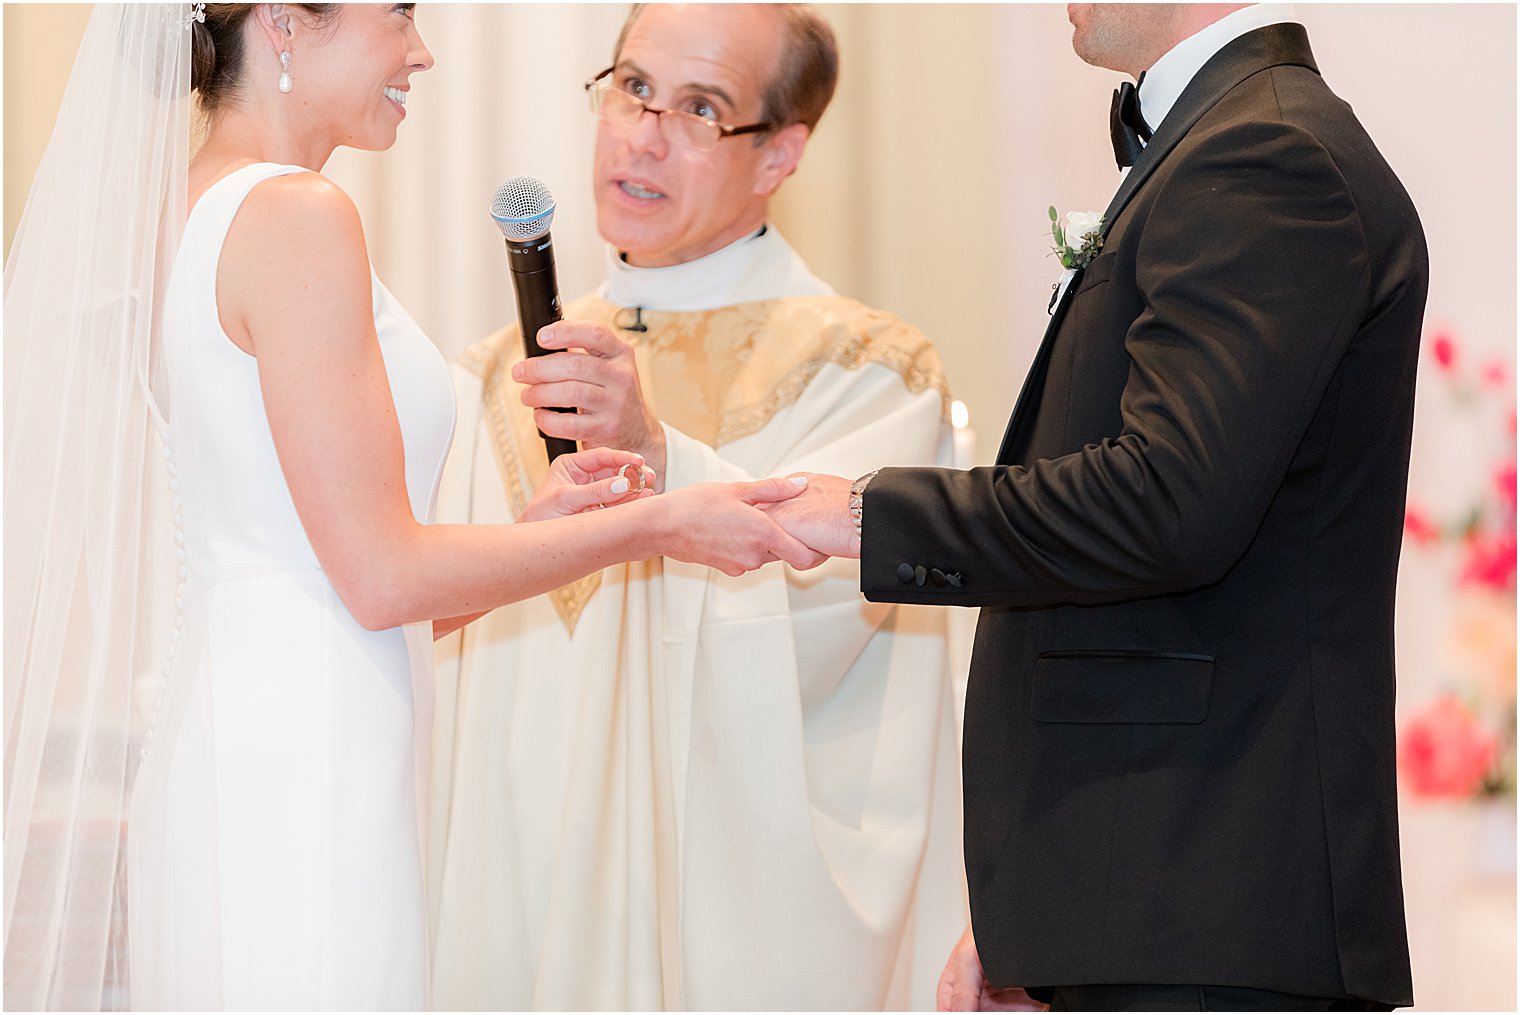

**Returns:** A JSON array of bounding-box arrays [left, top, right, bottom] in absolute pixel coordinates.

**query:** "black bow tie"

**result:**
[[1110, 76, 1153, 170]]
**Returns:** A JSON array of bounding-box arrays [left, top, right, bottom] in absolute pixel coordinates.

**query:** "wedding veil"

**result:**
[[4, 5, 190, 1008]]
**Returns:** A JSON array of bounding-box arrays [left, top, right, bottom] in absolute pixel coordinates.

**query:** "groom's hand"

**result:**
[[512, 321, 667, 489], [760, 472, 860, 559], [937, 925, 1047, 1012]]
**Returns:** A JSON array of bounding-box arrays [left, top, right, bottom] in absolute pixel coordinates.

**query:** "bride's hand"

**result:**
[[519, 447, 656, 522]]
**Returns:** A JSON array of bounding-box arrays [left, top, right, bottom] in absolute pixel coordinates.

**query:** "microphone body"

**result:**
[[492, 177, 576, 462], [505, 229, 562, 352], [504, 231, 576, 461]]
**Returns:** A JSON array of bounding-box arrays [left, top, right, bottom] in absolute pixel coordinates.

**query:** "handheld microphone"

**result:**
[[491, 176, 576, 463]]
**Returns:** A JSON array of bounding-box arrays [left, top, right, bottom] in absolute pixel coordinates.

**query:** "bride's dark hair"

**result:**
[[190, 3, 340, 111]]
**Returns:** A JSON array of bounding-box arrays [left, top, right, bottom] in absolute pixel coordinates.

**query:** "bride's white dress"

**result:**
[[127, 162, 454, 1010]]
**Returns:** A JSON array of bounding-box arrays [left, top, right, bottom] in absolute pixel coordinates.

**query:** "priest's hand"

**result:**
[[760, 472, 860, 559], [937, 925, 1048, 1012], [519, 447, 655, 522], [512, 322, 667, 489]]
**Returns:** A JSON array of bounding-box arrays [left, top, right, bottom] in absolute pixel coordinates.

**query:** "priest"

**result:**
[[427, 4, 967, 1010]]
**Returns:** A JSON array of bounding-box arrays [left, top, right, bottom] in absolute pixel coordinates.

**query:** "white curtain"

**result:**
[[323, 4, 629, 361]]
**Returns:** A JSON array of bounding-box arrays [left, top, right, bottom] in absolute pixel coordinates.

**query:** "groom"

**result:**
[[769, 3, 1426, 1010]]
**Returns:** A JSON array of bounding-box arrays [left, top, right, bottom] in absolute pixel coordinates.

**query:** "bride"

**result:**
[[3, 4, 820, 1010]]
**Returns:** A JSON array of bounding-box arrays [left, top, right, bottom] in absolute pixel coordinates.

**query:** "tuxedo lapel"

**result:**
[[995, 23, 1319, 467], [1101, 23, 1318, 231], [996, 265, 1084, 463]]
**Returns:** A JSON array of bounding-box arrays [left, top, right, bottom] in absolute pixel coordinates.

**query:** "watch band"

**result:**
[[849, 469, 880, 538]]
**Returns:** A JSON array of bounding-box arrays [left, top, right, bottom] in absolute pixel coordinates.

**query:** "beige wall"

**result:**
[[3, 4, 92, 254], [4, 6, 1515, 1009]]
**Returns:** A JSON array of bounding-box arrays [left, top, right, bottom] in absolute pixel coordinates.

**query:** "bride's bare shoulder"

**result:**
[[239, 171, 365, 242], [217, 171, 373, 342], [223, 171, 370, 287]]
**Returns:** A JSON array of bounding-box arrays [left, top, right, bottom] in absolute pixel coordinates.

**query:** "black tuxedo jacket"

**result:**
[[860, 25, 1424, 1006]]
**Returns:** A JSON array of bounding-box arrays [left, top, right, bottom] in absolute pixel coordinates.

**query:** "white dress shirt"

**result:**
[[1138, 3, 1300, 135]]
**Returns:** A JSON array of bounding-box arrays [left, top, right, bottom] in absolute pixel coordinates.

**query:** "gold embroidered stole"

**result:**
[[460, 294, 950, 633]]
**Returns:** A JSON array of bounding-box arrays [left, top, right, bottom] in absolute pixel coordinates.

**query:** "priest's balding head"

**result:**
[[588, 4, 838, 267]]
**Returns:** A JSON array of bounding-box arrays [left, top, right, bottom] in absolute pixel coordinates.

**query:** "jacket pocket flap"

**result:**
[[1032, 652, 1213, 724]]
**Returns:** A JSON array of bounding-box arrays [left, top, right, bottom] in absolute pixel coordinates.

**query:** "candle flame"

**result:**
[[951, 399, 970, 430]]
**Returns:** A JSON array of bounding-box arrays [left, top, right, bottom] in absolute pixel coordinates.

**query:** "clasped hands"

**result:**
[[514, 322, 861, 568]]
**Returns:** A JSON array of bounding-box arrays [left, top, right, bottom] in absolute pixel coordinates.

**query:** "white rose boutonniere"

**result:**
[[1049, 206, 1104, 270]]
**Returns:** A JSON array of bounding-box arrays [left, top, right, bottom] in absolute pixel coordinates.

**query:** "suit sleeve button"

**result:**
[[897, 563, 916, 583], [929, 567, 948, 587], [913, 565, 928, 586]]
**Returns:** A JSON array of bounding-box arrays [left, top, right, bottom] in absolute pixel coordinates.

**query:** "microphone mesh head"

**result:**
[[491, 176, 555, 241]]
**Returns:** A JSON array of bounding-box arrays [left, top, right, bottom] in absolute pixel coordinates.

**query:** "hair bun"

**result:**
[[189, 17, 215, 95]]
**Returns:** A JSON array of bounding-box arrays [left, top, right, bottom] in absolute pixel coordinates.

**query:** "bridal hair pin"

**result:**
[[184, 3, 206, 29]]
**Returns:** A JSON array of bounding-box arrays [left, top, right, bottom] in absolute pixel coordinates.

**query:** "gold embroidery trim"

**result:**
[[463, 337, 605, 635], [717, 333, 950, 445]]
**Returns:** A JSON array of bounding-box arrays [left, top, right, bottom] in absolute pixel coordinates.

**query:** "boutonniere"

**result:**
[[1048, 206, 1104, 269]]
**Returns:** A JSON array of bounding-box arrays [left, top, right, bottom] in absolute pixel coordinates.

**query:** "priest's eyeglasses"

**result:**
[[584, 67, 775, 152]]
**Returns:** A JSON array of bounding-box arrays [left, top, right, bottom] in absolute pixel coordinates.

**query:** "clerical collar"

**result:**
[[1138, 3, 1299, 135], [599, 224, 833, 313]]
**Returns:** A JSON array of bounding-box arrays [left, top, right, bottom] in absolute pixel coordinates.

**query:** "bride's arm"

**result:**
[[219, 173, 820, 631]]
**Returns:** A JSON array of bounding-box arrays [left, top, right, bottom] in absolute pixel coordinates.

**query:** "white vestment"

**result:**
[[428, 228, 967, 1010]]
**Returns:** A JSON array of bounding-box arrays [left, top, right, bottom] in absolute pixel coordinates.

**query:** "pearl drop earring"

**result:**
[[278, 51, 293, 94]]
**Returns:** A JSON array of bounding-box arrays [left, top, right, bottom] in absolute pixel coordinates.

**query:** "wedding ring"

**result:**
[[617, 462, 648, 496]]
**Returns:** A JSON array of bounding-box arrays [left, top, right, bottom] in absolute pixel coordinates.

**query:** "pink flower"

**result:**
[[1496, 461, 1517, 512], [1398, 696, 1499, 798], [1481, 359, 1508, 389], [1431, 331, 1457, 371], [1403, 506, 1442, 546], [1460, 530, 1517, 590]]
